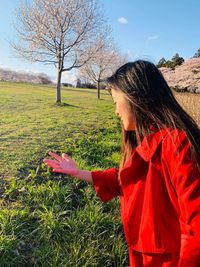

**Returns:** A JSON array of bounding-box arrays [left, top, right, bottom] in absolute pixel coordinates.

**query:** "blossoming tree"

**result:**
[[12, 0, 109, 103]]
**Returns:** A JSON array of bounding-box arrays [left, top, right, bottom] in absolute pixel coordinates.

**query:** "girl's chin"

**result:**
[[123, 123, 134, 131], [123, 123, 128, 130]]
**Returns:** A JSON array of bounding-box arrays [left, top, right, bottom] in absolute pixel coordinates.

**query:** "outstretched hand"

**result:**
[[43, 152, 79, 176]]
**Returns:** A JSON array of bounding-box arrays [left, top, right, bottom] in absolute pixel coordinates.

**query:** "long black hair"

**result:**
[[106, 60, 200, 176]]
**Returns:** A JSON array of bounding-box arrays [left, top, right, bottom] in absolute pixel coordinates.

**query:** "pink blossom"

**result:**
[[159, 58, 200, 93]]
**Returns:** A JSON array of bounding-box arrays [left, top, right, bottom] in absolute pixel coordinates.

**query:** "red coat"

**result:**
[[91, 127, 200, 267]]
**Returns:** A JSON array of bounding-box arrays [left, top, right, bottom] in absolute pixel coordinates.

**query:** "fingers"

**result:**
[[62, 153, 70, 161], [48, 151, 62, 162], [43, 159, 60, 168], [52, 168, 64, 173], [43, 158, 64, 174], [43, 152, 71, 173]]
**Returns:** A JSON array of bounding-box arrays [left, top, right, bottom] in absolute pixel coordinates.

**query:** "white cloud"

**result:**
[[117, 17, 128, 24], [61, 70, 78, 85], [147, 35, 158, 42], [0, 63, 10, 70]]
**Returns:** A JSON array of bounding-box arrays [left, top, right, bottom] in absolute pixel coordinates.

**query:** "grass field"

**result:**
[[0, 81, 200, 266]]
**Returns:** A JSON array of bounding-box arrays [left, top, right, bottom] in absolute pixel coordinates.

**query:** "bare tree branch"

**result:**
[[12, 0, 110, 103], [79, 39, 128, 98]]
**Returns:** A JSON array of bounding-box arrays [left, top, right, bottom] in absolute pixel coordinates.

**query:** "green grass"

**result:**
[[0, 82, 119, 178], [0, 81, 128, 266]]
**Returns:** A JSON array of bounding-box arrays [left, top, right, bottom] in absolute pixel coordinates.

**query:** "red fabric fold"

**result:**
[[91, 167, 120, 202]]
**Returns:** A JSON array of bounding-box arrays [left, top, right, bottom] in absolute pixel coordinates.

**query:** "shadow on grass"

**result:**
[[53, 102, 85, 108], [0, 164, 128, 266], [0, 127, 128, 266], [61, 88, 109, 96]]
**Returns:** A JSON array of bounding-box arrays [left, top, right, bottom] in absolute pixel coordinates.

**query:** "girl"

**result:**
[[43, 60, 200, 267]]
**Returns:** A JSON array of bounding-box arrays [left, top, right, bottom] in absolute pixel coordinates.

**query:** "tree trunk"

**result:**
[[56, 70, 62, 103], [97, 80, 100, 99]]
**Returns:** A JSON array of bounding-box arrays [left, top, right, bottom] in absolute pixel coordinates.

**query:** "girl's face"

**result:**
[[111, 89, 136, 131]]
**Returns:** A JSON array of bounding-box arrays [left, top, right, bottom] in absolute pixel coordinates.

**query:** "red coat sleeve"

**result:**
[[163, 129, 200, 267], [91, 167, 120, 202]]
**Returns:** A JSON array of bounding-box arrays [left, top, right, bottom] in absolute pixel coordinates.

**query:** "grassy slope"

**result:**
[[0, 82, 119, 178], [0, 81, 128, 267], [0, 81, 200, 266]]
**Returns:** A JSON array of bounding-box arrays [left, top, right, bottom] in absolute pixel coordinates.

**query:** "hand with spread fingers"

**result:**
[[43, 151, 79, 176]]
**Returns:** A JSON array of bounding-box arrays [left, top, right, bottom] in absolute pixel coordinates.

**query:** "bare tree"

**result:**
[[79, 40, 127, 99], [12, 0, 108, 103]]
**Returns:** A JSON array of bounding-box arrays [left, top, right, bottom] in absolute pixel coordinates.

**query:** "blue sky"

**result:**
[[0, 0, 200, 83]]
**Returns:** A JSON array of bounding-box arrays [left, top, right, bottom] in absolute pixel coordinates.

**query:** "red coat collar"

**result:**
[[135, 127, 172, 161]]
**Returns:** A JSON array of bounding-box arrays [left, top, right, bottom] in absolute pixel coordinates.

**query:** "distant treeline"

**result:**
[[157, 48, 200, 69], [0, 68, 52, 84], [62, 81, 106, 89]]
